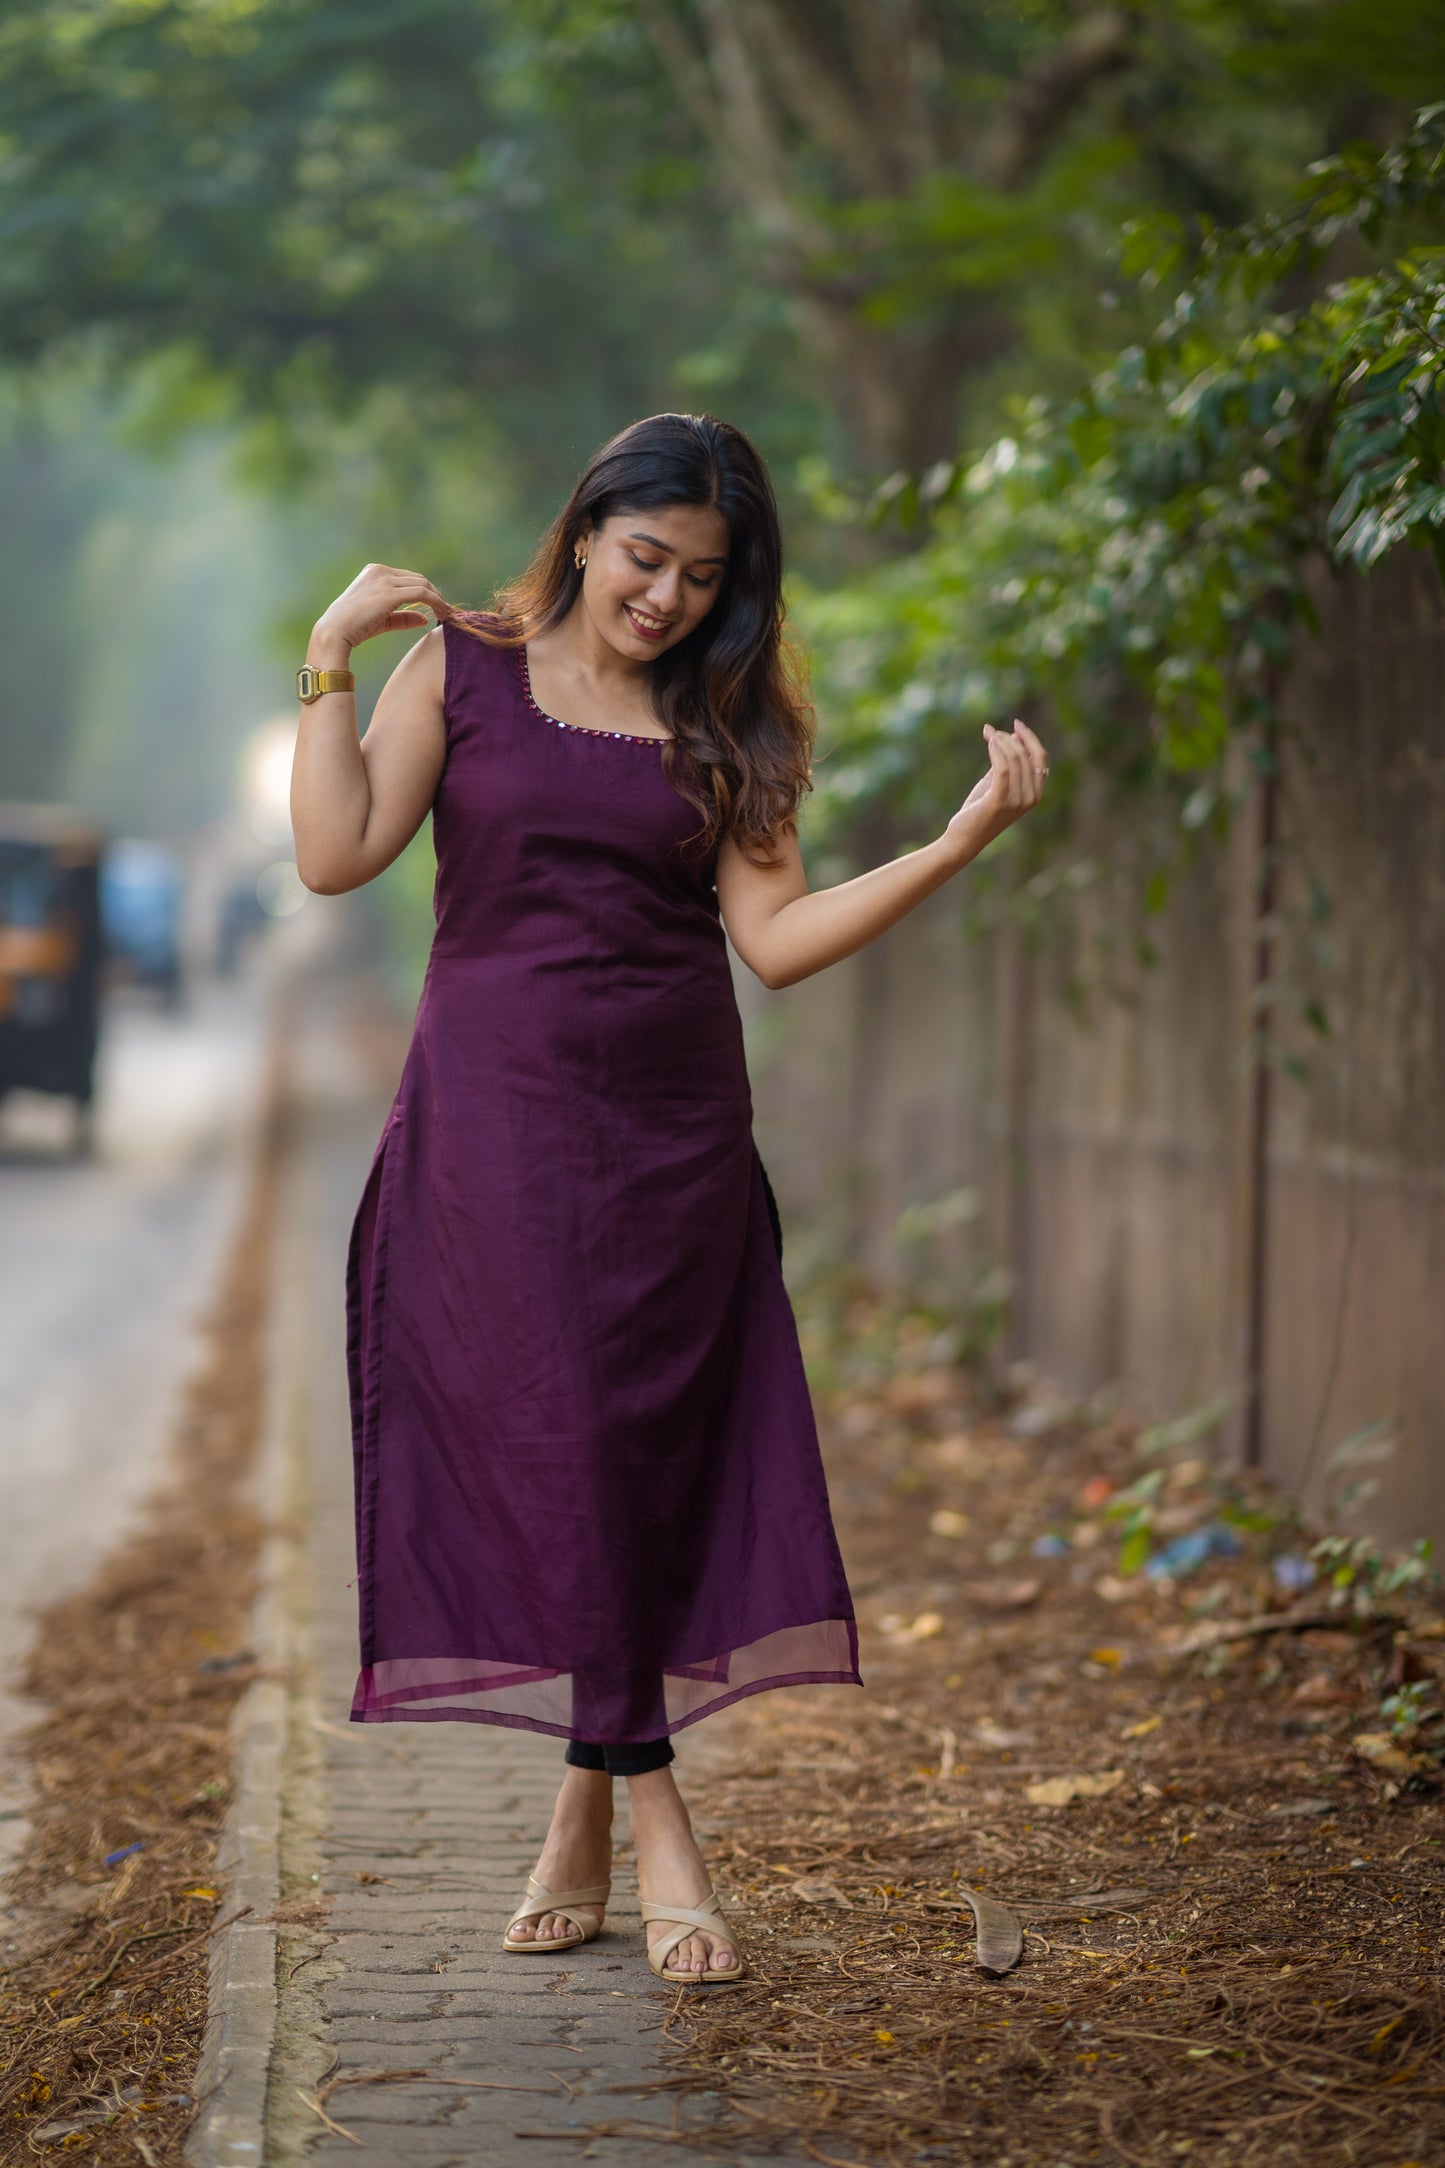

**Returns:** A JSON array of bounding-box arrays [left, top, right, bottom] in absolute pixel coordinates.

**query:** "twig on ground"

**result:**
[[295, 2085, 360, 2143]]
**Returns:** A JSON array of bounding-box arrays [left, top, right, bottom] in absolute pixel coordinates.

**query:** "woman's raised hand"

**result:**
[[946, 718, 1049, 851], [310, 563, 457, 660]]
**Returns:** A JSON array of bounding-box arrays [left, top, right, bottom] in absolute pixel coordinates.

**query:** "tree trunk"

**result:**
[[638, 2, 1133, 471]]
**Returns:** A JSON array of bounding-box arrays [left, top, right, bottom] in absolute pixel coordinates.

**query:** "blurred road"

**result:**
[[0, 969, 277, 1846]]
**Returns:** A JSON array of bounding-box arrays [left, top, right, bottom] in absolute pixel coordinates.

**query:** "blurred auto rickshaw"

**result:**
[[0, 803, 105, 1153]]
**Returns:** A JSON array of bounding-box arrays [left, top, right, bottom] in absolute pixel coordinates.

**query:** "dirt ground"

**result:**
[[632, 1295, 1445, 2168]]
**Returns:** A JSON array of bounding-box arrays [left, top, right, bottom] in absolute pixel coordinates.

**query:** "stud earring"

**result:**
[[574, 547, 587, 570]]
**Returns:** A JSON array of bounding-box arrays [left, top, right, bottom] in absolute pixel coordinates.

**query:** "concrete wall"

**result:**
[[741, 549, 1445, 1553]]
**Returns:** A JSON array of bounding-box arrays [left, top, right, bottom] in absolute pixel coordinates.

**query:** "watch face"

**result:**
[[297, 666, 318, 703]]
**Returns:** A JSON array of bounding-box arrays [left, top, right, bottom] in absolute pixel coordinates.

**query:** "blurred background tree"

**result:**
[[0, 0, 1440, 852]]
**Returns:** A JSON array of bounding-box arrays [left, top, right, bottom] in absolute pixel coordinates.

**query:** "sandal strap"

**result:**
[[638, 1892, 726, 1938], [507, 1874, 610, 1932], [640, 1889, 734, 1971]]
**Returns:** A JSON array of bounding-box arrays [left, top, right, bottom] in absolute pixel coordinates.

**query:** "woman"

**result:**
[[291, 412, 1047, 1988]]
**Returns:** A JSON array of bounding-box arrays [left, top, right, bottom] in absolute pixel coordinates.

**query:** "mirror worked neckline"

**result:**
[[517, 645, 674, 746]]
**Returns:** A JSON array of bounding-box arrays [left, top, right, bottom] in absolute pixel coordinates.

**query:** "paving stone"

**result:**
[[304, 2148, 469, 2168]]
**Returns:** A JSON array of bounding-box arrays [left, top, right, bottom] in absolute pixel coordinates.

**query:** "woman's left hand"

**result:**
[[945, 718, 1049, 853]]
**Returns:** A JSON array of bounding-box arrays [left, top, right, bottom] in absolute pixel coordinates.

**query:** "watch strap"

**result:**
[[297, 664, 356, 703]]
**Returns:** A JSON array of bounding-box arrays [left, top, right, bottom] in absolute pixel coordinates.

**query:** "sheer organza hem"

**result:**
[[349, 1618, 861, 1740]]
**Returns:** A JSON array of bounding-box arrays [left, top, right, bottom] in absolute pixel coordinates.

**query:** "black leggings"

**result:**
[[565, 1736, 675, 1777]]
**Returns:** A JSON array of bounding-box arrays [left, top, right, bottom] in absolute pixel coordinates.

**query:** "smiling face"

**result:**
[[577, 501, 731, 660]]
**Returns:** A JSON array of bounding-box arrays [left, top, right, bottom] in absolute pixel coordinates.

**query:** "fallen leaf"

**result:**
[[885, 1369, 952, 1414], [271, 1895, 332, 1926], [928, 1509, 970, 1539], [1152, 1500, 1211, 1536], [789, 1876, 853, 1908], [1121, 1715, 1162, 1741], [1089, 1647, 1124, 1668], [32, 2118, 107, 2143], [905, 1611, 945, 1641], [1026, 1770, 1125, 1807], [1011, 1401, 1073, 1438], [932, 1432, 974, 1467], [1093, 1575, 1135, 1604], [1352, 1732, 1431, 1777], [1166, 1458, 1208, 1491], [1289, 1673, 1356, 1708], [875, 2029, 895, 2045], [975, 1719, 1033, 1749], [964, 1578, 1042, 1612], [1267, 1798, 1337, 1819]]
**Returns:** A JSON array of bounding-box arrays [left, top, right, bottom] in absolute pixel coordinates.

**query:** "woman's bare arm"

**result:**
[[717, 719, 1048, 990], [290, 564, 455, 896]]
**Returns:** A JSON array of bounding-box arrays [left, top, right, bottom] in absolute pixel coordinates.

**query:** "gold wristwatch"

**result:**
[[297, 664, 356, 704]]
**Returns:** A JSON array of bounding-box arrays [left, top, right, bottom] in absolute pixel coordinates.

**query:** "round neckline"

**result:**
[[515, 643, 674, 747]]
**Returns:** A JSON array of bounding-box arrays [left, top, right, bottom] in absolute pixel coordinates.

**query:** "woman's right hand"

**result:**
[[309, 563, 457, 662]]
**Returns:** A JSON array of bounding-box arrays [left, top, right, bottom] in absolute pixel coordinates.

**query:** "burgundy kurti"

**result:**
[[346, 616, 859, 1739]]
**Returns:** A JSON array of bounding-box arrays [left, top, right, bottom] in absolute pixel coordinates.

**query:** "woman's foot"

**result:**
[[505, 1768, 613, 1945], [628, 1767, 740, 1976]]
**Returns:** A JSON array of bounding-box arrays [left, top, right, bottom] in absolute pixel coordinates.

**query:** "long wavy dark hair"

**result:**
[[451, 413, 814, 860]]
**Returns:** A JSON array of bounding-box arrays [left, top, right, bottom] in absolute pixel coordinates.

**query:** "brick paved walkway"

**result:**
[[261, 992, 769, 2166]]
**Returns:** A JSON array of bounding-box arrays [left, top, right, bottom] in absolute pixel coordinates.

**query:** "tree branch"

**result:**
[[979, 7, 1135, 190], [839, 0, 947, 183], [630, 2, 730, 167], [734, 0, 893, 196], [637, 0, 829, 255]]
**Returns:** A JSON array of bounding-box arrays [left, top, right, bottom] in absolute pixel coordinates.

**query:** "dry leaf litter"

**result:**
[[0, 1067, 283, 2164], [605, 1293, 1445, 2167]]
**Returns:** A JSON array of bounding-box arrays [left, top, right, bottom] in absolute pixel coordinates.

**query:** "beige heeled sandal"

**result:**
[[502, 1874, 610, 1955], [640, 1889, 747, 1985]]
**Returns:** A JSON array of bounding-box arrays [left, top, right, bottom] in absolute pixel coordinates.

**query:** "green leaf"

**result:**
[[1118, 1525, 1153, 1578]]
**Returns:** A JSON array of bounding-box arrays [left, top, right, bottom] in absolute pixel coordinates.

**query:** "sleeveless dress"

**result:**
[[345, 617, 861, 1741]]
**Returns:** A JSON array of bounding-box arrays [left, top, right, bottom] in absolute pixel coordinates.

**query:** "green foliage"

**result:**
[[4, 0, 1441, 499], [4, 2, 1444, 874], [1135, 1390, 1240, 1459], [1309, 1533, 1436, 1618], [1102, 1468, 1167, 1576], [0, 0, 807, 523], [1379, 1678, 1435, 1742], [1322, 1415, 1406, 1525], [0, 366, 310, 824], [798, 109, 1445, 921]]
